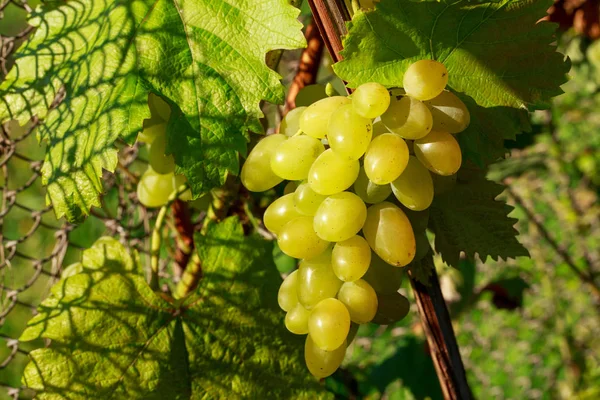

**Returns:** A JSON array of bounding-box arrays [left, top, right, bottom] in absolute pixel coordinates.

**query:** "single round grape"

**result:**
[[295, 84, 328, 108], [308, 149, 360, 195], [403, 60, 449, 101], [328, 104, 373, 160], [271, 135, 325, 180], [299, 96, 351, 139], [352, 82, 391, 119], [362, 252, 405, 294], [278, 217, 330, 259], [149, 134, 176, 174], [381, 96, 432, 140], [371, 120, 390, 140], [364, 133, 409, 185], [278, 270, 299, 312], [424, 90, 470, 133], [297, 250, 342, 309], [353, 167, 392, 204], [280, 106, 307, 137], [138, 121, 166, 144], [337, 280, 378, 324], [308, 298, 351, 351], [172, 174, 192, 201], [264, 193, 303, 236], [362, 202, 416, 267], [283, 181, 299, 195], [331, 235, 371, 282], [137, 168, 175, 208], [285, 303, 311, 335], [305, 335, 347, 379], [414, 130, 462, 176], [390, 156, 434, 211], [241, 134, 286, 192], [413, 230, 430, 262], [189, 193, 212, 211], [148, 93, 171, 121], [371, 292, 410, 325], [432, 173, 457, 195], [313, 192, 367, 242], [293, 183, 328, 216]]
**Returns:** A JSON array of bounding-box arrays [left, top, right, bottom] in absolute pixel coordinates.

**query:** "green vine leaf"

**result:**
[[0, 0, 305, 222], [20, 219, 330, 399], [428, 176, 530, 268], [334, 0, 569, 165]]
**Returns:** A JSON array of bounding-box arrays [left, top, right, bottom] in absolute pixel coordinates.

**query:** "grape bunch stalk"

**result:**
[[240, 59, 470, 379]]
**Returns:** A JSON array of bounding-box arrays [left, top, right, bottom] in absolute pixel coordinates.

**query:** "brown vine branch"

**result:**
[[307, 0, 351, 65], [171, 199, 195, 280]]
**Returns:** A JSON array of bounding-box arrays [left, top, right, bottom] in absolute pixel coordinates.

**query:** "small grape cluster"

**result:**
[[241, 60, 470, 378]]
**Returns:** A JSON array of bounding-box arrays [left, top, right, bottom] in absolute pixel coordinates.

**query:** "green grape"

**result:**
[[313, 192, 367, 242], [285, 304, 311, 335], [352, 82, 391, 119], [297, 249, 342, 309], [308, 298, 350, 351], [295, 84, 328, 108], [241, 134, 286, 192], [280, 107, 307, 137], [293, 183, 327, 216], [432, 173, 457, 195], [271, 135, 325, 180], [413, 230, 430, 262], [148, 93, 171, 121], [363, 133, 409, 185], [424, 90, 470, 133], [403, 60, 448, 101], [390, 156, 434, 211], [278, 270, 299, 312], [331, 235, 371, 282], [189, 192, 212, 211], [283, 181, 299, 195], [359, 0, 380, 9], [172, 174, 192, 201], [362, 202, 416, 267], [371, 292, 410, 325], [137, 168, 174, 208], [353, 167, 392, 204], [149, 134, 176, 174], [138, 120, 166, 144], [371, 120, 390, 140], [337, 280, 378, 324], [305, 335, 347, 379], [362, 252, 405, 294], [278, 217, 330, 259], [381, 96, 432, 140], [299, 96, 351, 139], [414, 130, 462, 176], [328, 104, 373, 160], [264, 193, 303, 235], [401, 206, 430, 233], [308, 149, 360, 195]]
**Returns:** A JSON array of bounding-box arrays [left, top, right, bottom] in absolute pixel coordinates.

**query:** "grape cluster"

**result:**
[[241, 60, 470, 378]]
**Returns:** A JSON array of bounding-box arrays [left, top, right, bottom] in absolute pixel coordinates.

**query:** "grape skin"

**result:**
[[149, 133, 176, 174], [277, 217, 330, 260], [285, 304, 311, 335], [352, 82, 391, 119], [313, 192, 367, 242], [363, 133, 410, 185], [241, 134, 286, 192], [271, 134, 325, 181], [305, 336, 347, 379], [331, 235, 372, 282], [278, 270, 299, 312], [362, 252, 404, 294], [381, 96, 432, 140], [297, 249, 342, 309], [414, 130, 462, 176], [308, 298, 350, 351], [337, 279, 378, 324], [280, 106, 307, 137], [264, 193, 303, 236], [424, 90, 470, 133], [353, 167, 392, 204], [293, 183, 327, 216], [137, 167, 175, 208], [299, 96, 351, 139], [308, 149, 360, 195], [328, 104, 373, 160], [390, 156, 434, 211], [403, 59, 448, 101]]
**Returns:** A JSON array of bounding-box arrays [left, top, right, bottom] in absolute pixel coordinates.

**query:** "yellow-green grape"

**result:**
[[264, 194, 303, 236], [137, 168, 174, 208], [364, 133, 409, 185], [189, 192, 212, 211], [362, 252, 405, 294], [295, 84, 328, 108], [283, 181, 299, 195], [337, 280, 378, 324], [403, 60, 449, 101], [353, 167, 392, 204], [241, 134, 287, 192], [285, 304, 311, 334], [372, 120, 390, 140], [271, 135, 325, 180], [278, 270, 299, 312], [297, 249, 342, 309], [390, 156, 434, 211], [313, 192, 367, 242], [352, 82, 391, 119], [299, 96, 351, 139], [424, 90, 470, 133], [138, 120, 166, 144], [414, 130, 462, 176], [331, 235, 372, 282], [371, 292, 410, 325], [308, 298, 351, 351], [359, 0, 379, 9], [149, 134, 176, 174], [172, 174, 192, 201], [432, 173, 457, 195], [305, 335, 347, 379], [413, 230, 430, 262], [280, 107, 307, 137], [381, 96, 432, 140], [401, 207, 430, 233], [148, 93, 171, 121], [308, 149, 360, 195], [328, 104, 373, 160], [278, 217, 330, 259], [294, 183, 328, 216], [362, 202, 416, 267]]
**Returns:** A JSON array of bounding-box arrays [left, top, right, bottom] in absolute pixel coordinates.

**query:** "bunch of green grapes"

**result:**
[[241, 59, 469, 379]]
